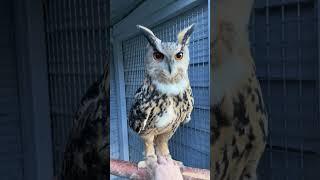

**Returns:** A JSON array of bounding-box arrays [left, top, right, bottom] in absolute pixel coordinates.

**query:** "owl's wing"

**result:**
[[128, 85, 154, 134], [182, 86, 194, 124]]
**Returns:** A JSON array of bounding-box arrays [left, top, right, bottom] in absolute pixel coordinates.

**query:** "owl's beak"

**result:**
[[166, 60, 173, 74], [168, 65, 172, 74]]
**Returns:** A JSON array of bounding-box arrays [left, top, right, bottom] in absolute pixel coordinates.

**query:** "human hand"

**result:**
[[147, 156, 183, 180]]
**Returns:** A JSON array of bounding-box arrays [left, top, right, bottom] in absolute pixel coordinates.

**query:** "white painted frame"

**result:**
[[111, 0, 206, 161]]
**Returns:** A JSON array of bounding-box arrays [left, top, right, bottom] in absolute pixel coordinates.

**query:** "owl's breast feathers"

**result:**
[[60, 63, 109, 180], [129, 77, 194, 135]]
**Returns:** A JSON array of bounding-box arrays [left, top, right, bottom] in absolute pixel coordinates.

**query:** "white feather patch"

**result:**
[[155, 104, 176, 128], [153, 79, 189, 95], [213, 60, 249, 105], [139, 117, 148, 133]]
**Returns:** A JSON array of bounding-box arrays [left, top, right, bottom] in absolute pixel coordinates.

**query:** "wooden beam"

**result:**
[[110, 159, 210, 180]]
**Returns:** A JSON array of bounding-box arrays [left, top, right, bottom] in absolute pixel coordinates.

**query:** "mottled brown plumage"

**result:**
[[129, 75, 193, 161], [59, 63, 109, 180], [129, 75, 193, 134], [211, 0, 268, 180], [129, 25, 195, 165]]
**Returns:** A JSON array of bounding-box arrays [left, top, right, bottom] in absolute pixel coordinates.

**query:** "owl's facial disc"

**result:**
[[165, 51, 184, 75], [151, 46, 186, 74], [138, 24, 194, 84], [151, 51, 172, 74]]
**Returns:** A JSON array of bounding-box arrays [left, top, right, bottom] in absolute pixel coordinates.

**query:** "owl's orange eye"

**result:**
[[153, 52, 164, 61], [175, 52, 184, 60]]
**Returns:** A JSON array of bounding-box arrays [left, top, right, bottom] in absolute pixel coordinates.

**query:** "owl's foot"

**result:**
[[172, 159, 184, 167], [137, 155, 157, 169], [162, 154, 184, 167]]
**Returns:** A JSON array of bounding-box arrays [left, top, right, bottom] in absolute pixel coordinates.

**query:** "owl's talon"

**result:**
[[172, 160, 184, 167], [146, 155, 157, 166], [162, 154, 172, 161], [138, 155, 157, 169], [168, 158, 184, 167], [165, 155, 184, 167], [137, 160, 147, 169]]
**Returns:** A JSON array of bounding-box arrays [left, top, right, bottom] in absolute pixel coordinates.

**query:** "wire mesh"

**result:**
[[122, 3, 210, 169], [249, 0, 320, 179], [110, 60, 122, 180], [43, 0, 108, 176], [110, 62, 120, 160]]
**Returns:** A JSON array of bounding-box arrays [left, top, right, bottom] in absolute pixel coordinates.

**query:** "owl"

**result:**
[[60, 63, 109, 180], [211, 0, 268, 179], [128, 24, 195, 167]]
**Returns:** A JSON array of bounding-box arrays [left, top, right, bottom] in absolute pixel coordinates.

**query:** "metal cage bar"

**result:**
[[43, 0, 108, 176], [250, 0, 320, 179]]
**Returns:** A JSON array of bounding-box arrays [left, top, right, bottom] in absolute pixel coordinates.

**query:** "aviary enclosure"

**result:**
[[111, 0, 320, 179], [110, 0, 210, 175], [250, 0, 320, 179], [42, 0, 320, 179]]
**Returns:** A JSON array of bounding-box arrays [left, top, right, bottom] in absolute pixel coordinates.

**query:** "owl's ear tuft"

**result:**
[[136, 25, 156, 37], [136, 25, 161, 51], [177, 24, 195, 47]]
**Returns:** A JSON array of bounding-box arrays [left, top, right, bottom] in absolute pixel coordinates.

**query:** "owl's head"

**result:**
[[137, 24, 194, 94]]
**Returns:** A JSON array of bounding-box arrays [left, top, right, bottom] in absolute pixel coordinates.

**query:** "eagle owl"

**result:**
[[60, 63, 109, 180], [211, 0, 268, 179], [129, 24, 195, 167]]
